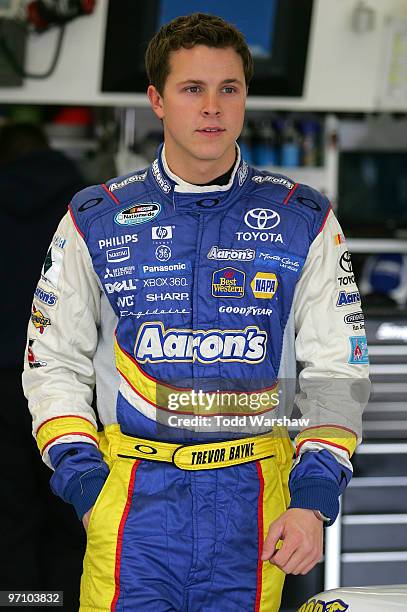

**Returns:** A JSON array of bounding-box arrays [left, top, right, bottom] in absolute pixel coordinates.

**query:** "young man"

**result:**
[[23, 13, 369, 612]]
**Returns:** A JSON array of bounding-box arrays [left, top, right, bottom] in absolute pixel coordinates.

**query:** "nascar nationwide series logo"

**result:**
[[114, 203, 161, 226], [135, 322, 267, 364], [212, 268, 245, 298]]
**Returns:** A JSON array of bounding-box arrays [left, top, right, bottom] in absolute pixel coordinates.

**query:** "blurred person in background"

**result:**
[[0, 122, 86, 608]]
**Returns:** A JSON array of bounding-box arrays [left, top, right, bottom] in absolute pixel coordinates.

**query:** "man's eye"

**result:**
[[185, 86, 201, 93], [223, 87, 236, 94]]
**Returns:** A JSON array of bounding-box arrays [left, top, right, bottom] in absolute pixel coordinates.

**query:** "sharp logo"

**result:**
[[135, 322, 268, 364], [146, 292, 189, 302]]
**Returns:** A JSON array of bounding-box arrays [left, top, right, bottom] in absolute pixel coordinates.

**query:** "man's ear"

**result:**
[[147, 85, 164, 120]]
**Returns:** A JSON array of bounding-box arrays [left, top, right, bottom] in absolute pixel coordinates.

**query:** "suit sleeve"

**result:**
[[289, 208, 370, 524], [22, 210, 109, 519]]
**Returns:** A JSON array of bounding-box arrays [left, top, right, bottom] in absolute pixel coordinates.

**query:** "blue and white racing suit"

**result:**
[[23, 145, 369, 612]]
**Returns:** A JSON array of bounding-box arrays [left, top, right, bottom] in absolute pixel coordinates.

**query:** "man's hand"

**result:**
[[82, 506, 94, 532], [261, 508, 323, 575]]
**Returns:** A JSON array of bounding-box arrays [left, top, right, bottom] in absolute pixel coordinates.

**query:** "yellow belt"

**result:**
[[100, 425, 290, 471]]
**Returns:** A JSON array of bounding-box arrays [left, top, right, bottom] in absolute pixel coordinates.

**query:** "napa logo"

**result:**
[[114, 202, 161, 226], [298, 598, 348, 612], [251, 272, 278, 299], [135, 322, 267, 364]]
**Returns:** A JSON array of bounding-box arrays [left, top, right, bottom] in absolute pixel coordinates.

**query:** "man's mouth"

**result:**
[[198, 128, 226, 133]]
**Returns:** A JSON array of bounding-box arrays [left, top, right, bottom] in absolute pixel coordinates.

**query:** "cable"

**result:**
[[0, 19, 66, 79]]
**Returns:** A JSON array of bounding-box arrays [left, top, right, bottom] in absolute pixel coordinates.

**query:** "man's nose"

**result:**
[[201, 92, 221, 116]]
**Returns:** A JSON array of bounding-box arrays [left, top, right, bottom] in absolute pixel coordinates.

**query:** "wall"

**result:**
[[0, 0, 406, 110]]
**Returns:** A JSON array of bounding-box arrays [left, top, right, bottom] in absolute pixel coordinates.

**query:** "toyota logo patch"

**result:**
[[244, 208, 281, 230]]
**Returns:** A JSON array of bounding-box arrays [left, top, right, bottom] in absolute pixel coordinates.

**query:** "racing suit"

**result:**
[[23, 145, 369, 612]]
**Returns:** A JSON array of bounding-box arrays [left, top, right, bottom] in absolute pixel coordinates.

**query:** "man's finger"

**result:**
[[261, 519, 284, 561], [268, 529, 303, 569]]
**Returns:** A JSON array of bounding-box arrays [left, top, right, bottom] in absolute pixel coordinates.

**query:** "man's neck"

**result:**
[[163, 143, 237, 185]]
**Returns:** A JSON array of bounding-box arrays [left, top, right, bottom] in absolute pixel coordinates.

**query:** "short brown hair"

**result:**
[[145, 13, 254, 95]]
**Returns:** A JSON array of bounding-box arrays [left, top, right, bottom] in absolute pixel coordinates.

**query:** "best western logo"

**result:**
[[212, 267, 245, 298], [251, 272, 278, 299]]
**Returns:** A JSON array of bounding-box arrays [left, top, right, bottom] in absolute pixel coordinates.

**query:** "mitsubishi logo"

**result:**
[[244, 208, 281, 230]]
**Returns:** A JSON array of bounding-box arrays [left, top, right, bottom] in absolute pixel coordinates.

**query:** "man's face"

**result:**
[[148, 45, 247, 169]]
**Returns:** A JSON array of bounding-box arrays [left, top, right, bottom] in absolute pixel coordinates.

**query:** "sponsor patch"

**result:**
[[99, 234, 138, 250], [244, 208, 280, 230], [152, 159, 171, 193], [27, 339, 47, 369], [34, 286, 58, 307], [109, 171, 147, 191], [31, 306, 51, 334], [207, 245, 255, 261], [106, 246, 130, 263], [238, 161, 249, 186], [152, 225, 173, 240], [344, 311, 365, 325], [334, 233, 345, 246], [219, 305, 272, 317], [212, 267, 245, 298], [298, 598, 349, 612], [348, 335, 369, 364], [155, 245, 172, 262], [104, 265, 135, 279], [120, 307, 191, 319], [41, 247, 63, 289], [339, 250, 353, 273], [104, 279, 137, 294], [255, 248, 305, 274], [139, 261, 192, 277], [146, 292, 189, 302], [117, 295, 135, 308], [143, 277, 188, 288], [336, 290, 360, 307], [236, 231, 283, 244], [251, 272, 278, 299], [252, 175, 294, 189], [338, 275, 355, 286], [52, 234, 67, 249], [114, 202, 161, 226], [135, 322, 267, 364]]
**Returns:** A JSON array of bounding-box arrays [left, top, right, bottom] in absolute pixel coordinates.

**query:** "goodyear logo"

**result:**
[[212, 267, 245, 298], [251, 272, 278, 299], [135, 322, 267, 364], [298, 598, 348, 612]]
